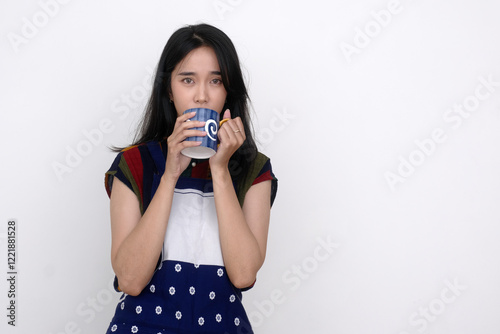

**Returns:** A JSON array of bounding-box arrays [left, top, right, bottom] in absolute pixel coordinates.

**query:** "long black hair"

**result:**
[[115, 23, 258, 183]]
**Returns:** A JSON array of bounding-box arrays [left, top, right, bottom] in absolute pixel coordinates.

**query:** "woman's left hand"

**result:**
[[209, 109, 245, 171]]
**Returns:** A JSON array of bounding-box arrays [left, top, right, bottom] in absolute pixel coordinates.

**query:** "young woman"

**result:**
[[104, 23, 277, 334]]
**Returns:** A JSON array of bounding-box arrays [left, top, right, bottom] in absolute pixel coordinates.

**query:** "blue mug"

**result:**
[[181, 108, 222, 159]]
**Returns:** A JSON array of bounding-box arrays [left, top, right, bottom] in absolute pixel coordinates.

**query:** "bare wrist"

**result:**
[[160, 173, 179, 187], [210, 165, 232, 183]]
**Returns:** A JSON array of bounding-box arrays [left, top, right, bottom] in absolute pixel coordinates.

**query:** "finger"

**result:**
[[173, 119, 205, 136], [219, 123, 242, 146], [219, 109, 231, 129], [182, 129, 207, 138], [217, 124, 230, 142], [171, 129, 206, 145], [169, 125, 206, 143], [169, 136, 203, 154], [177, 111, 197, 123], [174, 112, 204, 129], [233, 117, 246, 139], [180, 140, 203, 149], [225, 119, 244, 136], [233, 116, 243, 128], [181, 120, 206, 130]]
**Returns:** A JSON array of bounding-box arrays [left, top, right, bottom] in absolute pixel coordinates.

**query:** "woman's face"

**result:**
[[170, 46, 227, 116]]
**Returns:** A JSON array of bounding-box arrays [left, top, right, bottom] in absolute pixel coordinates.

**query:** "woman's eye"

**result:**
[[211, 78, 222, 85], [183, 78, 193, 84]]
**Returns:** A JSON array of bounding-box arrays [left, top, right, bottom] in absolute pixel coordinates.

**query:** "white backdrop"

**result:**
[[1, 0, 500, 333]]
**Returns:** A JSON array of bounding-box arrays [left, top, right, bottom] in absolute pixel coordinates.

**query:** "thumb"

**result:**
[[223, 109, 231, 120]]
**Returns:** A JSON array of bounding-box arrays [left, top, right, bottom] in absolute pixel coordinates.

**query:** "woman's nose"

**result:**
[[194, 84, 208, 104]]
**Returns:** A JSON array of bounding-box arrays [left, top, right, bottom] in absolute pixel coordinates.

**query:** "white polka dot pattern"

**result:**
[[105, 261, 251, 333]]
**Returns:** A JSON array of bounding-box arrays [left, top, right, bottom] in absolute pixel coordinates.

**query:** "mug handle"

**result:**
[[217, 118, 229, 148]]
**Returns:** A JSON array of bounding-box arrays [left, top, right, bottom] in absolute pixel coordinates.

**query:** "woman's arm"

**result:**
[[110, 175, 177, 296], [210, 110, 272, 288], [110, 112, 205, 296], [211, 168, 272, 289]]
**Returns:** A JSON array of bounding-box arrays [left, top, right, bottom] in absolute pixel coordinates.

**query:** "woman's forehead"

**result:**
[[174, 46, 220, 74]]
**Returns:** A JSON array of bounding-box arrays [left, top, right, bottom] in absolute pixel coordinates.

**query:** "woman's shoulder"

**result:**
[[254, 151, 270, 162], [118, 138, 166, 154], [248, 151, 274, 178], [105, 138, 167, 206], [115, 138, 166, 159], [236, 150, 277, 206], [107, 139, 167, 173]]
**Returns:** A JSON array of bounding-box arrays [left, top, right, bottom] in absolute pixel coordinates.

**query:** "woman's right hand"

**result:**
[[164, 111, 206, 180]]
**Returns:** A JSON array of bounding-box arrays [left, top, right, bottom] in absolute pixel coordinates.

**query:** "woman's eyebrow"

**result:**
[[177, 71, 221, 76]]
